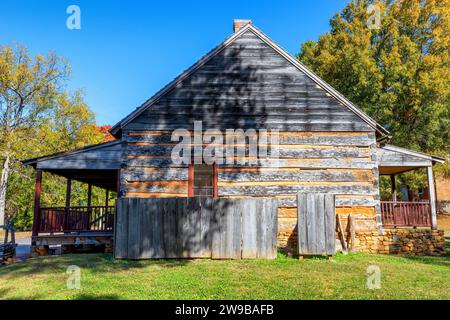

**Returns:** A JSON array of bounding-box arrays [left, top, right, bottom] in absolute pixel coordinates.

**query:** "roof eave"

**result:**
[[21, 139, 122, 168], [382, 144, 446, 164]]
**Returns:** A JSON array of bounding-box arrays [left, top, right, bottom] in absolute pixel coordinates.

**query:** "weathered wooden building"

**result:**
[[23, 21, 445, 258]]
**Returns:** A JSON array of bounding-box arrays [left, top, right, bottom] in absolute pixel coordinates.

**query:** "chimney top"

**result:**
[[233, 19, 252, 33]]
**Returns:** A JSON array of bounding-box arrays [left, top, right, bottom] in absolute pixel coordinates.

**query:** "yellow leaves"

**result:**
[[0, 43, 103, 161]]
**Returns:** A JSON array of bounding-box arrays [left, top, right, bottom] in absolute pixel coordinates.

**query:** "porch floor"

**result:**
[[33, 231, 113, 246]]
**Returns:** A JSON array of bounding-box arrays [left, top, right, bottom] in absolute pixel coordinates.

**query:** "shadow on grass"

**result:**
[[387, 236, 450, 269], [0, 253, 193, 280], [0, 288, 11, 298], [446, 237, 450, 254], [74, 293, 121, 300]]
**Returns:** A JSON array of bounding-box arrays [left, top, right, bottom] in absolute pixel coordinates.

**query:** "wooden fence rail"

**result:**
[[380, 201, 432, 228], [114, 197, 278, 260], [38, 206, 115, 233]]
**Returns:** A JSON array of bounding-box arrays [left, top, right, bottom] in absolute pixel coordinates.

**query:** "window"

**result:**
[[188, 163, 218, 198]]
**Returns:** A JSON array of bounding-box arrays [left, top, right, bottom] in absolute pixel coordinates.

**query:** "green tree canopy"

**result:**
[[298, 0, 450, 158]]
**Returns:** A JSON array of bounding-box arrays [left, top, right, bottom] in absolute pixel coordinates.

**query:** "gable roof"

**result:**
[[109, 23, 390, 138]]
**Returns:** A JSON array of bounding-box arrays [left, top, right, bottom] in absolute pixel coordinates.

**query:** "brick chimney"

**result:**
[[233, 19, 252, 33]]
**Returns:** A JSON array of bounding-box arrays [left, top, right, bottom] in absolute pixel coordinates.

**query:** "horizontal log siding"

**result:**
[[121, 131, 380, 253]]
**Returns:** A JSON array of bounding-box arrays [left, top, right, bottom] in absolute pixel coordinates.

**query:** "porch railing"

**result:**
[[380, 201, 432, 228], [37, 206, 115, 234]]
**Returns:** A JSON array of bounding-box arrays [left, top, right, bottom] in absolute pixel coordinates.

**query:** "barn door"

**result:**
[[297, 193, 336, 256]]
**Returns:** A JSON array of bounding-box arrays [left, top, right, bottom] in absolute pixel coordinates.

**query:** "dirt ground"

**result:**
[[0, 231, 31, 241]]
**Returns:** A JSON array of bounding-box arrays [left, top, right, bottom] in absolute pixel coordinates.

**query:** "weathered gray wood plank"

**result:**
[[241, 199, 257, 258], [114, 198, 128, 259], [126, 145, 369, 159], [276, 195, 377, 207], [298, 193, 336, 256], [219, 169, 372, 183], [219, 184, 377, 197], [126, 157, 375, 169], [115, 197, 277, 260], [297, 193, 308, 255], [324, 194, 336, 255], [315, 194, 325, 255], [127, 198, 140, 259]]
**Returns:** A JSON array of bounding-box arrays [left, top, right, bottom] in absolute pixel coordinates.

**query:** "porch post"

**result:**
[[427, 166, 437, 229], [116, 169, 121, 197], [390, 175, 397, 201], [87, 183, 92, 208], [65, 178, 72, 208], [87, 183, 92, 230], [105, 189, 109, 207], [32, 169, 42, 241], [64, 178, 72, 233]]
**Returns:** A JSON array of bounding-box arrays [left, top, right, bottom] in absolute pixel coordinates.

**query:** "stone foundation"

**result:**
[[354, 229, 445, 255], [278, 211, 445, 256]]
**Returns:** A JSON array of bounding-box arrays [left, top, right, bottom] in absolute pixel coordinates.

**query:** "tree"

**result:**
[[298, 0, 450, 157], [3, 86, 108, 230], [0, 44, 71, 225]]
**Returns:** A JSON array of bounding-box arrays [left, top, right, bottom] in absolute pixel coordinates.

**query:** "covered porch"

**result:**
[[378, 144, 445, 230], [22, 140, 122, 248]]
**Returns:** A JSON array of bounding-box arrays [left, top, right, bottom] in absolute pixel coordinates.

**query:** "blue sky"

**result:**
[[0, 0, 349, 125]]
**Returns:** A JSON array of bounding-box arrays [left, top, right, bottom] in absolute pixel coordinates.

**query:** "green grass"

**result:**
[[1, 246, 449, 300]]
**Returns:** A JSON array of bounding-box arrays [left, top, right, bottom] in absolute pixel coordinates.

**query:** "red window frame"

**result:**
[[188, 162, 218, 198]]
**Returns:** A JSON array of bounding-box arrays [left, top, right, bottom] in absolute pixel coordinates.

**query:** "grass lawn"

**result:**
[[0, 248, 449, 300], [1, 216, 449, 300]]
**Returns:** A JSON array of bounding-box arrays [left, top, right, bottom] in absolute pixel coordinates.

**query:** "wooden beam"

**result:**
[[65, 178, 72, 208], [390, 175, 397, 201], [116, 169, 121, 196], [213, 163, 219, 198], [87, 183, 92, 231], [32, 169, 42, 240], [105, 189, 109, 207], [427, 166, 437, 230], [87, 183, 92, 208], [188, 164, 194, 197]]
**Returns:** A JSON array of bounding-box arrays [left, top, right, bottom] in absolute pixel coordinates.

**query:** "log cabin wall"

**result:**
[[118, 29, 381, 253], [120, 130, 380, 253]]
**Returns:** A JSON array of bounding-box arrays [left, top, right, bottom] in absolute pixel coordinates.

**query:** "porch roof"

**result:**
[[22, 140, 122, 191], [378, 144, 446, 175], [22, 140, 122, 170]]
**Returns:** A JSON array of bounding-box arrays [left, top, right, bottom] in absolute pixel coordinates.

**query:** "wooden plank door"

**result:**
[[297, 193, 336, 256]]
